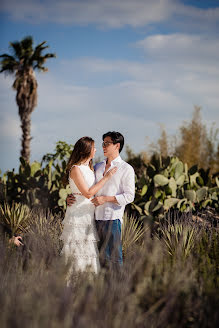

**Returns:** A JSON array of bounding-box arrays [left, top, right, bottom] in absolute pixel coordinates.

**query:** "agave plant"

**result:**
[[122, 213, 147, 257], [0, 202, 32, 236], [158, 223, 197, 258]]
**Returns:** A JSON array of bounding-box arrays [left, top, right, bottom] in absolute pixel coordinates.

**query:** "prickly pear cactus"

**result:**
[[131, 154, 219, 222]]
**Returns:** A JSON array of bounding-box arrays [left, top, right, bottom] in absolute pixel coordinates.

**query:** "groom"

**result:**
[[67, 131, 135, 267]]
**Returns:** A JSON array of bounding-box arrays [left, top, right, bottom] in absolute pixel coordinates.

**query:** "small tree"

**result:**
[[175, 106, 219, 171]]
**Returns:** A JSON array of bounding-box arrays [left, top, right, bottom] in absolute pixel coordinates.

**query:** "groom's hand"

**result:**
[[66, 194, 76, 206], [91, 196, 106, 206]]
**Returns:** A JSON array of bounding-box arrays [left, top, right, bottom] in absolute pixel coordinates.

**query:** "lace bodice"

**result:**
[[68, 164, 95, 194]]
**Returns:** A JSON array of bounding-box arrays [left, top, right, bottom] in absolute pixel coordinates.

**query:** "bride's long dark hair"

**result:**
[[63, 136, 94, 186]]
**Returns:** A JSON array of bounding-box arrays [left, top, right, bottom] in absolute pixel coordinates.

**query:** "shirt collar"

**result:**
[[104, 155, 122, 165]]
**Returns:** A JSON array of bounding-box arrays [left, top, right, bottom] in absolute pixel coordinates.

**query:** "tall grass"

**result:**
[[0, 209, 218, 328]]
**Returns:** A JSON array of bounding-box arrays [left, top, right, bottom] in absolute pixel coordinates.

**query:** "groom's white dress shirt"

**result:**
[[94, 156, 135, 223]]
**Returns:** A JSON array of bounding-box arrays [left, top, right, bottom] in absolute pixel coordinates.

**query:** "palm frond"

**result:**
[[44, 53, 56, 58], [0, 54, 18, 73], [9, 41, 22, 59], [34, 41, 48, 50], [20, 36, 33, 51], [0, 54, 16, 60]]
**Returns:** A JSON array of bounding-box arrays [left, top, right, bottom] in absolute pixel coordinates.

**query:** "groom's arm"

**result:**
[[92, 195, 118, 206], [91, 166, 135, 206], [114, 166, 135, 206]]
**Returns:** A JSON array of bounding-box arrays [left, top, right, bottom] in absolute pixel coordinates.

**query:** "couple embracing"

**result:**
[[60, 131, 135, 275]]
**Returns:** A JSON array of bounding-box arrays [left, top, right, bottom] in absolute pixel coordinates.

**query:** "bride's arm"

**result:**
[[70, 166, 117, 199]]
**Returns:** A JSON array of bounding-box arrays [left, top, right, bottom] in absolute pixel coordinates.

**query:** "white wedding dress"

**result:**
[[60, 164, 100, 275]]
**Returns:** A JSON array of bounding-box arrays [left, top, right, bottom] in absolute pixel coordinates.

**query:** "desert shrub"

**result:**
[[0, 210, 218, 328]]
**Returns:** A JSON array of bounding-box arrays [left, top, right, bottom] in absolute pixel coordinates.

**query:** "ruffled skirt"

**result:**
[[60, 201, 100, 275]]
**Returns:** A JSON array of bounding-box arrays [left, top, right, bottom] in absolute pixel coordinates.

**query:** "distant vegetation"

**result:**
[[0, 107, 218, 223], [127, 106, 219, 175]]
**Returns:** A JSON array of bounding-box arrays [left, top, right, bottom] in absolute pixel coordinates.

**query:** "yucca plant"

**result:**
[[22, 210, 64, 267], [158, 223, 197, 258], [28, 210, 62, 239], [122, 213, 147, 257], [0, 202, 32, 236]]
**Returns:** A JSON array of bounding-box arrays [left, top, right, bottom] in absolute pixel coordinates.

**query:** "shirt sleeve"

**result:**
[[115, 166, 135, 206]]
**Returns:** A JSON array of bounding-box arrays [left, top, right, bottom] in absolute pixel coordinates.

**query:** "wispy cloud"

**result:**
[[136, 34, 219, 64], [0, 0, 174, 26], [57, 31, 219, 120], [1, 0, 219, 30]]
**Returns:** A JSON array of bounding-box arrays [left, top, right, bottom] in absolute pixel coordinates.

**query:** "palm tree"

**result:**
[[0, 36, 55, 162]]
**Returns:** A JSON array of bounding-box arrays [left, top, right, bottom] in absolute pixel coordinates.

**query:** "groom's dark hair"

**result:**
[[102, 131, 124, 153]]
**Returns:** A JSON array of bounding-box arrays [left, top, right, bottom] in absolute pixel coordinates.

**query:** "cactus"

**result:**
[[30, 161, 41, 176], [168, 177, 177, 197], [202, 199, 212, 208], [185, 190, 196, 202], [174, 161, 184, 180], [177, 198, 187, 209], [131, 203, 143, 215], [189, 165, 198, 175], [152, 202, 163, 212], [141, 185, 148, 197], [147, 164, 156, 178], [132, 155, 219, 222], [176, 174, 185, 186], [144, 201, 151, 216], [154, 174, 169, 186], [196, 187, 207, 202], [211, 192, 218, 201], [164, 198, 179, 210], [189, 172, 200, 188], [196, 176, 204, 187]]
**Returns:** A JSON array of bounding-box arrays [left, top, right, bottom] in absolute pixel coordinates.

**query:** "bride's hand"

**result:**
[[104, 167, 117, 179]]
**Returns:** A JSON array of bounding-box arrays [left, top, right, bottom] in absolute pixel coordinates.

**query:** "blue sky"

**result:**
[[0, 0, 219, 172]]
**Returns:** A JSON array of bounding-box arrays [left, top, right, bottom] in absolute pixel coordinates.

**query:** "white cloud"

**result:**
[[1, 0, 219, 30], [61, 30, 219, 79], [136, 34, 219, 64], [57, 35, 219, 120], [0, 0, 173, 27]]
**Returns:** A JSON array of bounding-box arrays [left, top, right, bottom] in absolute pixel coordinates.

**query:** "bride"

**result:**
[[60, 136, 117, 276]]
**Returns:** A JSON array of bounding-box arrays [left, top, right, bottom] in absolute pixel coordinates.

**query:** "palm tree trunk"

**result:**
[[20, 112, 32, 162]]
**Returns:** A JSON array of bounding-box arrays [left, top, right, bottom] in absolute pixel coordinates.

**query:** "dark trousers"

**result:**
[[95, 219, 123, 267]]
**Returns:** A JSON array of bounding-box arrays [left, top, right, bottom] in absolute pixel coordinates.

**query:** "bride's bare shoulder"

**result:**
[[70, 165, 81, 177]]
